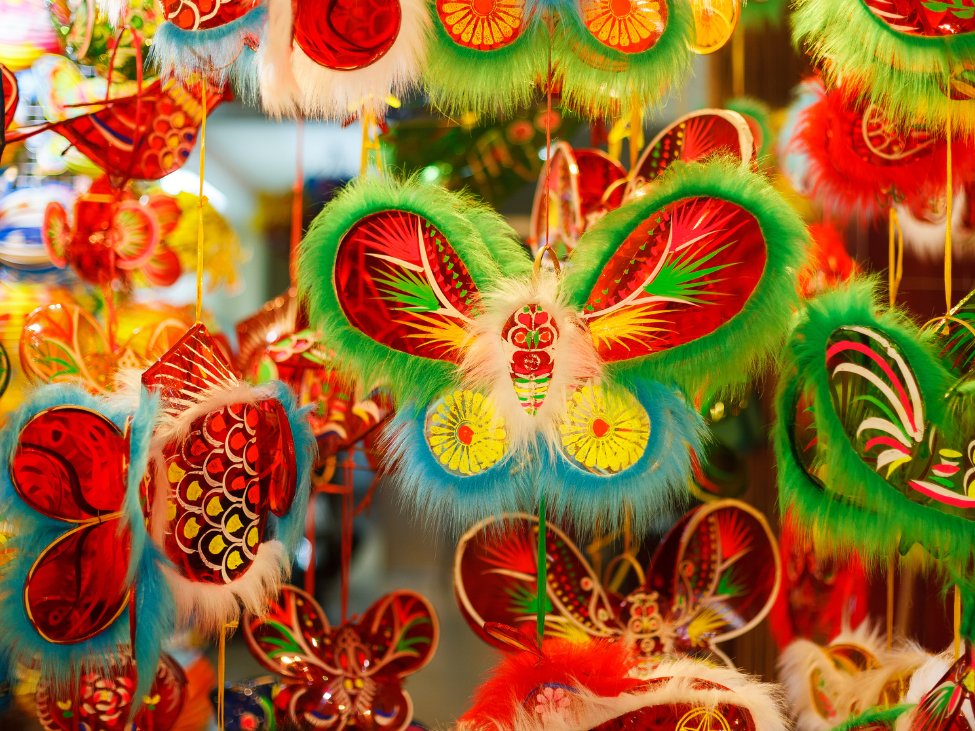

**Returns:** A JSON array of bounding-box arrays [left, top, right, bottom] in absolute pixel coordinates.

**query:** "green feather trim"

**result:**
[[563, 157, 809, 400], [792, 0, 975, 134], [553, 0, 694, 117], [773, 278, 975, 571], [830, 705, 915, 731], [298, 177, 531, 406], [725, 96, 772, 161], [423, 3, 549, 116], [739, 0, 788, 29]]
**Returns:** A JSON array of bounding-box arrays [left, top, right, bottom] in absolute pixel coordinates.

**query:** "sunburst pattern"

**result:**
[[559, 384, 650, 474], [438, 0, 526, 50], [581, 0, 666, 53], [425, 390, 508, 476]]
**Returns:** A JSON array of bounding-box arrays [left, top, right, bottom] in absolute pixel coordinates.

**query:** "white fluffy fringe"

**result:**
[[779, 621, 933, 731], [895, 189, 975, 260], [495, 658, 788, 731], [164, 539, 288, 636], [259, 0, 430, 119], [460, 271, 601, 453]]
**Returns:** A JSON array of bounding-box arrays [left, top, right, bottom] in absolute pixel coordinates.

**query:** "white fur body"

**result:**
[[459, 272, 601, 452], [259, 0, 430, 119], [895, 190, 975, 260]]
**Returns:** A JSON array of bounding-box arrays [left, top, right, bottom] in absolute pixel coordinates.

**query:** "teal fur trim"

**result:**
[[791, 0, 975, 135], [553, 0, 694, 117], [538, 379, 703, 538], [383, 400, 530, 534], [740, 0, 787, 29], [726, 96, 772, 161], [149, 5, 266, 87], [773, 279, 971, 570], [830, 705, 915, 731], [298, 176, 531, 407], [265, 379, 315, 559], [123, 387, 160, 584], [0, 384, 173, 706], [564, 158, 809, 400], [423, 2, 548, 116]]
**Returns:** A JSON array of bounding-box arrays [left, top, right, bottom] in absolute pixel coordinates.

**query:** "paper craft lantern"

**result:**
[[298, 160, 807, 531], [775, 279, 975, 565], [455, 500, 780, 664], [242, 585, 439, 731], [35, 653, 187, 731], [140, 323, 315, 634], [0, 384, 174, 708]]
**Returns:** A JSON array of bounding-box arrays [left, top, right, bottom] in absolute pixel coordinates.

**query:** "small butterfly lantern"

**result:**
[[243, 585, 439, 731], [455, 499, 780, 665]]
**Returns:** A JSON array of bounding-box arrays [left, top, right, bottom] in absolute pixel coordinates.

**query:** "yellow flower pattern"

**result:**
[[560, 384, 650, 474], [437, 0, 526, 50], [425, 390, 508, 476], [581, 0, 666, 53]]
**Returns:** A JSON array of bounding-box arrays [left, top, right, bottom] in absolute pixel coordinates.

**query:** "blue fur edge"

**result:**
[[265, 380, 315, 561], [149, 5, 266, 90], [0, 384, 173, 708], [536, 379, 703, 538], [384, 401, 533, 535]]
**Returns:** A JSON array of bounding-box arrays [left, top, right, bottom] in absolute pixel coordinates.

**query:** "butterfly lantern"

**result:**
[[455, 499, 781, 665], [139, 323, 316, 634], [298, 158, 808, 533], [774, 278, 975, 570], [242, 585, 439, 731], [0, 383, 176, 714], [529, 108, 758, 257], [457, 625, 789, 731], [778, 622, 932, 731], [35, 652, 188, 731]]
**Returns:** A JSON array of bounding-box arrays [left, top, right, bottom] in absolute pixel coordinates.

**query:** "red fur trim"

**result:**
[[459, 639, 643, 731], [791, 77, 975, 221], [798, 223, 858, 298]]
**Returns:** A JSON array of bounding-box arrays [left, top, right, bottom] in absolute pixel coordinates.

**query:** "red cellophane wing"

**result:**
[[625, 110, 756, 198], [11, 407, 133, 643], [454, 514, 624, 650]]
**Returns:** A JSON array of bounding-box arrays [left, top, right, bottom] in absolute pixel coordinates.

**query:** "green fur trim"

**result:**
[[423, 3, 548, 116], [298, 177, 531, 406], [553, 0, 694, 117], [726, 96, 772, 160], [740, 0, 787, 29], [563, 157, 809, 400], [792, 0, 975, 134], [773, 279, 975, 571], [830, 705, 915, 731]]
